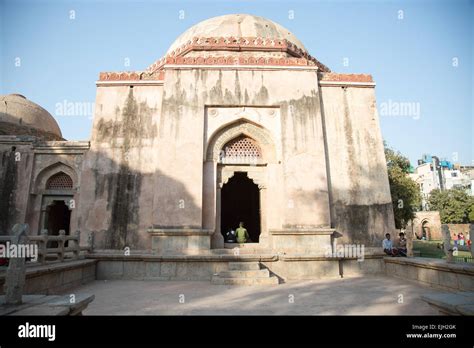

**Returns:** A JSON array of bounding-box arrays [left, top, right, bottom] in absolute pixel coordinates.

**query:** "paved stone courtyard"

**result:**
[[73, 275, 442, 315]]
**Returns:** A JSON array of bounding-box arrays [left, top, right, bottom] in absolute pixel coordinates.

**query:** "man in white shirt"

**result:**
[[383, 233, 398, 256]]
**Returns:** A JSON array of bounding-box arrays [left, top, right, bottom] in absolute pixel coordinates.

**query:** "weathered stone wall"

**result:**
[[0, 259, 96, 295], [0, 140, 34, 234], [84, 66, 332, 251], [0, 138, 87, 236], [319, 85, 395, 246], [78, 85, 163, 250], [173, 67, 331, 230]]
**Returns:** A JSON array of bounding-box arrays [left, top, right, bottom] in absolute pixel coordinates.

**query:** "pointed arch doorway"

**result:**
[[221, 172, 260, 242], [203, 120, 277, 249]]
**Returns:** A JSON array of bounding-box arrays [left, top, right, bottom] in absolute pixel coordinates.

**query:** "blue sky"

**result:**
[[1, 0, 472, 166]]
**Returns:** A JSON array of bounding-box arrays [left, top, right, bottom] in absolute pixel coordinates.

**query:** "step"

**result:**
[[228, 262, 260, 271], [211, 276, 279, 286], [219, 269, 270, 278]]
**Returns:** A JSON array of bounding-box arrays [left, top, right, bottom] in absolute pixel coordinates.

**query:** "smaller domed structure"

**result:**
[[0, 94, 63, 140]]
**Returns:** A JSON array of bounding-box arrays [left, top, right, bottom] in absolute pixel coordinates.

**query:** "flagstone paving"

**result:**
[[70, 275, 443, 315]]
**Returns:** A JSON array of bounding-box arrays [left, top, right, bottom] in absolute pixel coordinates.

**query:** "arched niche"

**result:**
[[33, 162, 78, 194], [206, 119, 277, 163]]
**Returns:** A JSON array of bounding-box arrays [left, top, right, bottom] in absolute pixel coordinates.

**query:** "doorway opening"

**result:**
[[45, 200, 71, 247], [421, 220, 430, 240], [221, 172, 260, 242]]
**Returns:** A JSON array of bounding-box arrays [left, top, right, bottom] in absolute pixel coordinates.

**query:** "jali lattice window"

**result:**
[[46, 172, 73, 190], [220, 136, 262, 164]]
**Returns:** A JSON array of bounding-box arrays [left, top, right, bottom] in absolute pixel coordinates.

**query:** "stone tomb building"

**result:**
[[0, 14, 395, 259]]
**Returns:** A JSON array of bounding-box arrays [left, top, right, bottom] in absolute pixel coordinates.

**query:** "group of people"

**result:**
[[453, 232, 471, 248], [225, 222, 250, 243], [382, 232, 407, 257]]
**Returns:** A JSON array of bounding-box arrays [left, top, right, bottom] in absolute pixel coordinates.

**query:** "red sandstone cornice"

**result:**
[[319, 73, 373, 83], [99, 70, 165, 82], [147, 36, 330, 73], [98, 56, 319, 82], [98, 36, 331, 82]]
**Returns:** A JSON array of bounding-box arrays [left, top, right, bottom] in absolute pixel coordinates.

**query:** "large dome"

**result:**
[[167, 14, 307, 55], [0, 94, 62, 139]]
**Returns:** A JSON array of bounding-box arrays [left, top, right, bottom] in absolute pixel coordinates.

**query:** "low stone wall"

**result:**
[[91, 254, 277, 280], [263, 255, 385, 280], [0, 259, 96, 295], [90, 253, 386, 281], [384, 257, 474, 291]]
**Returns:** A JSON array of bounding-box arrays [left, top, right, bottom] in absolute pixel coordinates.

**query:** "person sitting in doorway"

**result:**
[[235, 222, 250, 244], [397, 232, 407, 257], [382, 233, 398, 256], [225, 229, 236, 243]]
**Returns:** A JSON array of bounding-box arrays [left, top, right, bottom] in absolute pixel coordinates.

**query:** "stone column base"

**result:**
[[148, 228, 213, 255]]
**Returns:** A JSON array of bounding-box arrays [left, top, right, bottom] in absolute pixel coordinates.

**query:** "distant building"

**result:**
[[409, 154, 473, 210]]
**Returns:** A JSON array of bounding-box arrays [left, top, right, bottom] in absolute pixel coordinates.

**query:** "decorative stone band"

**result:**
[[318, 73, 376, 87], [162, 55, 313, 66], [99, 70, 164, 82], [319, 73, 373, 82], [98, 56, 317, 82], [98, 37, 333, 82], [147, 36, 331, 73], [270, 228, 336, 235], [147, 228, 214, 236]]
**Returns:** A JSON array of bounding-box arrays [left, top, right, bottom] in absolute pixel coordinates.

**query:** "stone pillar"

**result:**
[[406, 227, 413, 257], [441, 224, 453, 263], [5, 223, 29, 305], [258, 185, 268, 248], [211, 183, 224, 248], [470, 224, 474, 258]]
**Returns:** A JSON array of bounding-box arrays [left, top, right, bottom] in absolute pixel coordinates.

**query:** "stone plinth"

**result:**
[[269, 228, 336, 255], [148, 228, 213, 255]]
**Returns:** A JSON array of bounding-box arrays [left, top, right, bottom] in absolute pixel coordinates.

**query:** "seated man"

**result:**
[[382, 233, 398, 256], [397, 232, 407, 257], [235, 222, 249, 244], [225, 229, 236, 243]]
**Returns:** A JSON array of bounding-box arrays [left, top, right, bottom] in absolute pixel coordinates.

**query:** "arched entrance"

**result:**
[[45, 200, 71, 236], [421, 220, 430, 240], [221, 172, 260, 242], [39, 171, 75, 245], [204, 120, 277, 249]]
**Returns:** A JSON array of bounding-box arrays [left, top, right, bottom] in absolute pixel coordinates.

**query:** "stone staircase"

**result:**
[[211, 262, 279, 285]]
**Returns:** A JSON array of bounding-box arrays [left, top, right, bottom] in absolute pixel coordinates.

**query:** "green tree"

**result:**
[[385, 144, 421, 229], [469, 203, 474, 223], [428, 188, 474, 224]]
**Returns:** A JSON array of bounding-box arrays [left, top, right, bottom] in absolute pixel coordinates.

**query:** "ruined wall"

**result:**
[[320, 85, 395, 246], [0, 138, 87, 236], [411, 211, 442, 240], [0, 140, 34, 234], [25, 143, 87, 235]]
